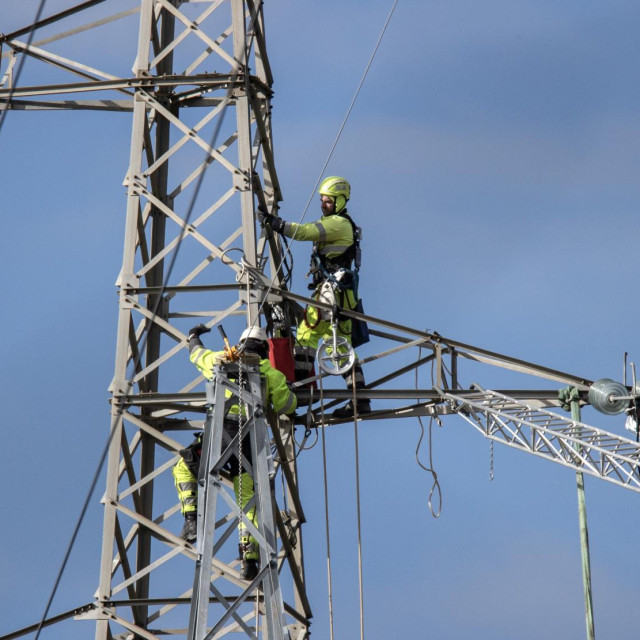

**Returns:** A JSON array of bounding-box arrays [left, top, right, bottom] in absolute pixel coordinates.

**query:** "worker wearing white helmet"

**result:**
[[172, 323, 296, 580], [258, 176, 371, 418]]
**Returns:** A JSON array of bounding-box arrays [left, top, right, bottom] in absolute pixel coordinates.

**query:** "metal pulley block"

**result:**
[[317, 336, 355, 376]]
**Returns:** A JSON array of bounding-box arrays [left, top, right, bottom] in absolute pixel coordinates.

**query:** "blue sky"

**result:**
[[1, 1, 640, 639]]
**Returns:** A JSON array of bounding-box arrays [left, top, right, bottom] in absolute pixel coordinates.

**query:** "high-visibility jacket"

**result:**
[[282, 213, 354, 267], [190, 348, 297, 416]]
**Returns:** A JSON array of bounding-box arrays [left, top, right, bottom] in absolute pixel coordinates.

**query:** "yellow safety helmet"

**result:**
[[318, 176, 350, 214]]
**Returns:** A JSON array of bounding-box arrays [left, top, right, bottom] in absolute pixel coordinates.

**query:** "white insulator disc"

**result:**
[[588, 378, 628, 415]]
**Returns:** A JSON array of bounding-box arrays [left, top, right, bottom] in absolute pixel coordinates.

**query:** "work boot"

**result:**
[[239, 542, 259, 580], [332, 399, 371, 419], [179, 513, 197, 543], [241, 558, 259, 581]]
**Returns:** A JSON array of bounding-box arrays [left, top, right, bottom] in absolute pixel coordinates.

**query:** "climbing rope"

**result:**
[[318, 372, 336, 640], [350, 369, 366, 640]]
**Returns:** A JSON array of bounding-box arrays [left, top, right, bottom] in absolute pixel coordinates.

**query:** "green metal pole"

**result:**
[[561, 387, 596, 640]]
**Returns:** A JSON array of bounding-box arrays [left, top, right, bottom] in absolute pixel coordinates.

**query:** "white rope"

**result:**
[[351, 369, 366, 640], [318, 373, 335, 640]]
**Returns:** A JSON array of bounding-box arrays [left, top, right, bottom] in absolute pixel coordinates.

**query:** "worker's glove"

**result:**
[[188, 324, 211, 340], [257, 206, 285, 234]]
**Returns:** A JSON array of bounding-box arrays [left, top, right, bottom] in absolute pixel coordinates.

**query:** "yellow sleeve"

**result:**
[[189, 347, 226, 381]]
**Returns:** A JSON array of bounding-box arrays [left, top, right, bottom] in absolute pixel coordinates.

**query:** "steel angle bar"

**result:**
[[146, 588, 194, 624], [206, 582, 258, 639], [118, 299, 186, 385], [2, 8, 140, 57], [185, 24, 235, 77], [439, 388, 640, 492], [91, 608, 163, 640], [216, 487, 269, 553], [111, 546, 183, 597], [246, 0, 273, 84], [150, 2, 228, 71], [6, 39, 121, 81], [170, 182, 235, 224], [153, 0, 237, 69], [0, 602, 98, 640], [120, 409, 190, 453], [272, 286, 593, 388], [109, 500, 198, 560], [0, 98, 132, 110], [137, 90, 240, 174], [359, 336, 434, 367], [247, 93, 280, 194], [0, 74, 245, 99], [112, 523, 145, 602], [118, 456, 179, 502], [135, 209, 244, 284], [456, 350, 592, 389], [0, 53, 18, 89], [167, 128, 239, 196], [0, 0, 111, 44], [172, 302, 245, 347], [127, 189, 245, 278], [167, 240, 244, 293], [124, 388, 573, 410], [144, 99, 233, 180]]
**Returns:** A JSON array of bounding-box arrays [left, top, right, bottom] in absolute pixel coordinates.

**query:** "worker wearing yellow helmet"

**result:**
[[258, 176, 371, 418]]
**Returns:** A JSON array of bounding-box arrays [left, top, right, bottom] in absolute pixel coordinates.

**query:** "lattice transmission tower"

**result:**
[[3, 3, 640, 640], [3, 1, 309, 638]]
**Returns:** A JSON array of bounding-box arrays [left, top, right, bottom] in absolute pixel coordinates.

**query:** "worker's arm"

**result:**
[[258, 208, 346, 244], [262, 361, 297, 415], [187, 324, 223, 381], [189, 347, 227, 381]]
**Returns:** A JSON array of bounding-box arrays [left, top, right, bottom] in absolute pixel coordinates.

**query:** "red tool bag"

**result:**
[[268, 336, 317, 389], [268, 337, 296, 382]]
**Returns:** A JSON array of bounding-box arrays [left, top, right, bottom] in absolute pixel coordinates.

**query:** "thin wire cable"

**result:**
[[351, 369, 365, 640], [31, 5, 263, 637], [0, 0, 50, 134], [413, 347, 442, 518], [296, 0, 400, 225], [251, 0, 400, 335], [318, 374, 336, 640]]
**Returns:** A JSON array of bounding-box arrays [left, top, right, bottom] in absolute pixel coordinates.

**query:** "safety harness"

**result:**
[[308, 211, 362, 295]]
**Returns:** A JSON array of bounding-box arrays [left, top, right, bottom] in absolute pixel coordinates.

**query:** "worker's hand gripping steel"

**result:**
[[317, 304, 355, 376], [217, 326, 240, 362]]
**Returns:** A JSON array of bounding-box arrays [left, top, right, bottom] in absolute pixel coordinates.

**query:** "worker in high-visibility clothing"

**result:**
[[258, 176, 371, 418], [173, 324, 296, 580]]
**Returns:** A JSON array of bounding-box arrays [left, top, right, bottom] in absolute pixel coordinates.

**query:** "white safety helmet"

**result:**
[[240, 326, 268, 343]]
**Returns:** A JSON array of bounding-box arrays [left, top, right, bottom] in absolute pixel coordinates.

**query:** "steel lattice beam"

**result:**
[[438, 387, 640, 493]]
